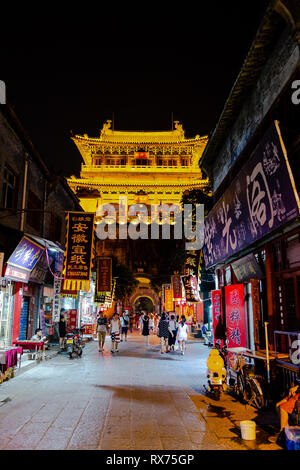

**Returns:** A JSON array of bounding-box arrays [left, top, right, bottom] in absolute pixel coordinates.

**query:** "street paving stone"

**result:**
[[0, 332, 282, 450]]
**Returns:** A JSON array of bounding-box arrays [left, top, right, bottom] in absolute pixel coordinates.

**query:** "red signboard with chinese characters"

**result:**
[[96, 257, 112, 294], [171, 275, 183, 299], [212, 289, 222, 346], [225, 284, 246, 348], [68, 309, 78, 330]]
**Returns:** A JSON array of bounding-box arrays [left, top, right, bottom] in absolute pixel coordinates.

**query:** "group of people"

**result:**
[[156, 312, 189, 355], [95, 310, 191, 356]]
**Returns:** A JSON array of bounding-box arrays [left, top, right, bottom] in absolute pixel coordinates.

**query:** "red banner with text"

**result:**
[[224, 284, 246, 349]]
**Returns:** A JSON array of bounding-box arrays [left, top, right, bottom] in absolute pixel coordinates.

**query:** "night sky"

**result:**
[[3, 1, 270, 177]]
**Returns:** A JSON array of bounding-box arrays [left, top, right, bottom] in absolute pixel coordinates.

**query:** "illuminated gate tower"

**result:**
[[67, 121, 209, 304], [68, 120, 208, 212]]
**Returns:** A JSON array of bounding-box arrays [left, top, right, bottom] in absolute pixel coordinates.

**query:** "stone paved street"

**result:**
[[0, 332, 282, 450]]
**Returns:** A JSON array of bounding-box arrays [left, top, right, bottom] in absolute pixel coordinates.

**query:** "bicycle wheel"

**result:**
[[249, 378, 264, 409], [236, 374, 246, 402]]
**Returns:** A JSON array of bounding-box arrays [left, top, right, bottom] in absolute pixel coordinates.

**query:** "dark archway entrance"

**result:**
[[134, 297, 154, 313]]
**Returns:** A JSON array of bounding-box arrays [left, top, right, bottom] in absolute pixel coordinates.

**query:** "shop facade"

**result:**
[[199, 2, 300, 391]]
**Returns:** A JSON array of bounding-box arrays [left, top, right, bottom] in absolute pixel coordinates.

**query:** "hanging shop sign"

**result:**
[[4, 264, 30, 283], [225, 284, 246, 348], [30, 251, 53, 284], [52, 277, 61, 323], [63, 212, 95, 291], [250, 279, 261, 349], [163, 284, 174, 312], [60, 279, 78, 298], [203, 121, 300, 268], [7, 236, 44, 272], [231, 253, 263, 283], [94, 278, 116, 306], [96, 257, 112, 294], [171, 275, 183, 300], [212, 289, 222, 346], [183, 250, 201, 302]]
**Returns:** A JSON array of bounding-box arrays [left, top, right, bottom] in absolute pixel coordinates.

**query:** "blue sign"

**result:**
[[7, 236, 44, 272], [203, 122, 300, 268]]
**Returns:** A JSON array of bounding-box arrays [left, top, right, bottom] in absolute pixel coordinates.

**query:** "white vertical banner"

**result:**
[[53, 277, 61, 323]]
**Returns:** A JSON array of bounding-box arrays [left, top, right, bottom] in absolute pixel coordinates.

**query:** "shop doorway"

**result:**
[[19, 296, 30, 340]]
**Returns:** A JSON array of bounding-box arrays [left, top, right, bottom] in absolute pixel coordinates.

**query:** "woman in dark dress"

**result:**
[[158, 312, 173, 354], [59, 312, 66, 350], [142, 313, 150, 346]]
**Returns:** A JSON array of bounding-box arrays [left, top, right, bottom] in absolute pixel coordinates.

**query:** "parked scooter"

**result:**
[[206, 346, 227, 400], [65, 329, 83, 359]]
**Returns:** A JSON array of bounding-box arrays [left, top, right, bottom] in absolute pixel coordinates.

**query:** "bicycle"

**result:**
[[230, 353, 265, 409]]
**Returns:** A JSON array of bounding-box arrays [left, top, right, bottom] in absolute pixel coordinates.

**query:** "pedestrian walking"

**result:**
[[168, 314, 177, 352], [149, 314, 154, 334], [157, 312, 173, 354], [97, 311, 109, 352], [110, 313, 121, 353], [176, 315, 188, 355], [58, 311, 66, 350], [120, 311, 130, 341], [142, 312, 150, 346]]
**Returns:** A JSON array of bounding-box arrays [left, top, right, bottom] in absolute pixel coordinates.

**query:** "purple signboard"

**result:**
[[7, 236, 44, 272], [203, 121, 300, 268]]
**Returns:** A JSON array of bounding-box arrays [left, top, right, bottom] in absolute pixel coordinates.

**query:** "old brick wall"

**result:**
[[212, 28, 300, 193]]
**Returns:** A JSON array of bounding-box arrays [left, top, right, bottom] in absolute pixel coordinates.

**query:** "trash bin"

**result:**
[[285, 426, 300, 450], [240, 420, 256, 440]]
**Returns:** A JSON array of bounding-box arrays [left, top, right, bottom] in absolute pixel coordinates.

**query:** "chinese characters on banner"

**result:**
[[171, 275, 183, 300], [225, 284, 246, 349], [183, 250, 201, 302], [94, 279, 116, 307], [52, 277, 61, 323], [203, 122, 300, 268], [211, 289, 222, 346], [7, 236, 44, 271], [96, 257, 112, 294], [163, 284, 174, 312], [68, 309, 78, 330], [64, 212, 95, 291]]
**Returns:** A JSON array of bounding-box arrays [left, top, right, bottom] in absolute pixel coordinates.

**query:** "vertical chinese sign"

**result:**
[[251, 279, 261, 350], [211, 289, 222, 346], [163, 284, 174, 312], [171, 275, 183, 300], [183, 250, 201, 302], [225, 284, 246, 349], [63, 212, 95, 292], [53, 277, 61, 323], [96, 257, 112, 294]]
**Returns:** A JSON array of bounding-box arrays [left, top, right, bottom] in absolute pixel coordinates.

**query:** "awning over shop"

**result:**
[[4, 233, 64, 283]]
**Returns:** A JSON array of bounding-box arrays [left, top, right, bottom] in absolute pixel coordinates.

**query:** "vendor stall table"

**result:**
[[0, 347, 23, 382], [13, 341, 45, 361]]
